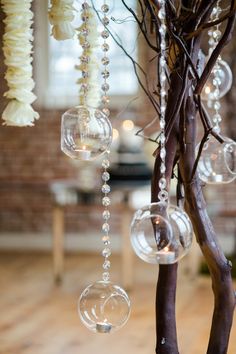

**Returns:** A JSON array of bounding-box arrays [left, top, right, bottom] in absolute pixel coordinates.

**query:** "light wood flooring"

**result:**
[[0, 252, 235, 354]]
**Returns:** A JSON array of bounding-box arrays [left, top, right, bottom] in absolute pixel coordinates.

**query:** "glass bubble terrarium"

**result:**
[[61, 106, 112, 161], [78, 280, 131, 333], [196, 135, 236, 184], [201, 59, 233, 101], [130, 202, 193, 264]]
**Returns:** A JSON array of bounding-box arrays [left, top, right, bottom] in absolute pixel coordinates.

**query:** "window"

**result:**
[[35, 0, 138, 109]]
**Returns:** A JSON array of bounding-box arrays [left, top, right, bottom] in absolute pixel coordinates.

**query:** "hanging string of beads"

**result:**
[[196, 0, 236, 184], [77, 1, 131, 334], [157, 0, 168, 203], [100, 0, 112, 283]]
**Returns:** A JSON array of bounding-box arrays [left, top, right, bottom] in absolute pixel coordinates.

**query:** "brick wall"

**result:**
[[0, 6, 235, 244]]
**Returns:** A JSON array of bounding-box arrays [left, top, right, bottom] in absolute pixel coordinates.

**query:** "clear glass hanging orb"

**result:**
[[224, 141, 236, 175], [196, 135, 236, 184], [130, 202, 173, 264], [61, 106, 112, 160], [130, 202, 193, 264], [201, 59, 233, 101], [78, 281, 131, 333], [167, 205, 193, 262]]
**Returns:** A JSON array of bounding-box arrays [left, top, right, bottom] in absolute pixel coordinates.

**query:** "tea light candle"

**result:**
[[156, 247, 175, 264], [77, 146, 91, 160]]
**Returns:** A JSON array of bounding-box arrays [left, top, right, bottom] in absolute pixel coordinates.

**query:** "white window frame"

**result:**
[[34, 0, 140, 110]]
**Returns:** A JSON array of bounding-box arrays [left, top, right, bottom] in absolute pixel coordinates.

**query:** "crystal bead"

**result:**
[[160, 148, 166, 159], [160, 56, 165, 67], [102, 223, 110, 232], [101, 57, 110, 65], [160, 105, 166, 114], [102, 184, 111, 194], [102, 83, 110, 92], [208, 38, 215, 46], [80, 83, 89, 92], [160, 120, 165, 129], [160, 163, 166, 174], [102, 272, 110, 282], [101, 4, 109, 13], [102, 196, 111, 206], [160, 73, 166, 83], [159, 177, 167, 189], [102, 171, 110, 181], [213, 114, 222, 123], [102, 16, 110, 26], [103, 210, 111, 220], [102, 159, 110, 168], [159, 24, 166, 35], [158, 9, 165, 20], [213, 30, 221, 39], [102, 108, 110, 117], [102, 70, 110, 79], [102, 43, 110, 52], [213, 77, 221, 86], [80, 55, 89, 63], [160, 133, 166, 144], [102, 235, 110, 245], [80, 27, 89, 36], [160, 41, 165, 50], [82, 41, 90, 49], [81, 15, 89, 22], [103, 260, 111, 270], [158, 190, 168, 202], [82, 71, 89, 78], [102, 247, 111, 257], [160, 90, 166, 98], [101, 30, 109, 38], [213, 101, 221, 110], [102, 95, 110, 104]]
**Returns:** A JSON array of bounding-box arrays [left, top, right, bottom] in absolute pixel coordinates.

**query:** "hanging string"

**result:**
[[157, 0, 168, 203]]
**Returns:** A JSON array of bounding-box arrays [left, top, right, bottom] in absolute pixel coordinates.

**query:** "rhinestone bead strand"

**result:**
[[157, 0, 168, 203], [101, 1, 110, 118], [78, 1, 90, 104], [100, 1, 112, 282], [208, 0, 222, 132]]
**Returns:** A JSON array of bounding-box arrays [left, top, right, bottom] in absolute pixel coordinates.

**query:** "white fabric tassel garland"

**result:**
[[1, 0, 39, 126], [48, 0, 75, 40]]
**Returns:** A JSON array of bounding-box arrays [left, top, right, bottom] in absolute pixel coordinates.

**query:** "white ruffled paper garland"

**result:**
[[76, 6, 101, 108], [1, 0, 39, 127], [48, 0, 76, 40]]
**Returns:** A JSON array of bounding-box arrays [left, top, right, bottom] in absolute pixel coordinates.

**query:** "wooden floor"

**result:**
[[0, 252, 235, 354]]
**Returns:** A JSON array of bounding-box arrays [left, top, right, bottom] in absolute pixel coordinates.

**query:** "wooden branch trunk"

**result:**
[[148, 1, 236, 353]]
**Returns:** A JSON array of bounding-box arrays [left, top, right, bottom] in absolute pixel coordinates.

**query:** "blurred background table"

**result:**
[[50, 179, 150, 289]]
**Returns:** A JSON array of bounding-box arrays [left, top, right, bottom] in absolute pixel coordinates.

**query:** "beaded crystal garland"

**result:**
[[61, 1, 112, 160], [197, 0, 236, 184], [130, 0, 193, 265], [77, 1, 131, 334]]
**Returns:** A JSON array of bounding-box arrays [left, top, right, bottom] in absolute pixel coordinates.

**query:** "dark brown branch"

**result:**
[[179, 90, 236, 354]]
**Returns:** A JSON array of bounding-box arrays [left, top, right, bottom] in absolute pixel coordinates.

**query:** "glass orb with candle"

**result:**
[[130, 202, 174, 264], [61, 106, 112, 161], [196, 135, 236, 184], [130, 202, 193, 264], [78, 280, 131, 333], [201, 59, 233, 101]]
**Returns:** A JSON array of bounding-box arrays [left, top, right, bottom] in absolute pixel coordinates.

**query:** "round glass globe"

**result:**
[[130, 202, 173, 264], [61, 106, 112, 160], [130, 202, 193, 264], [196, 135, 236, 184], [224, 141, 236, 175], [201, 59, 232, 101], [78, 281, 131, 333]]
